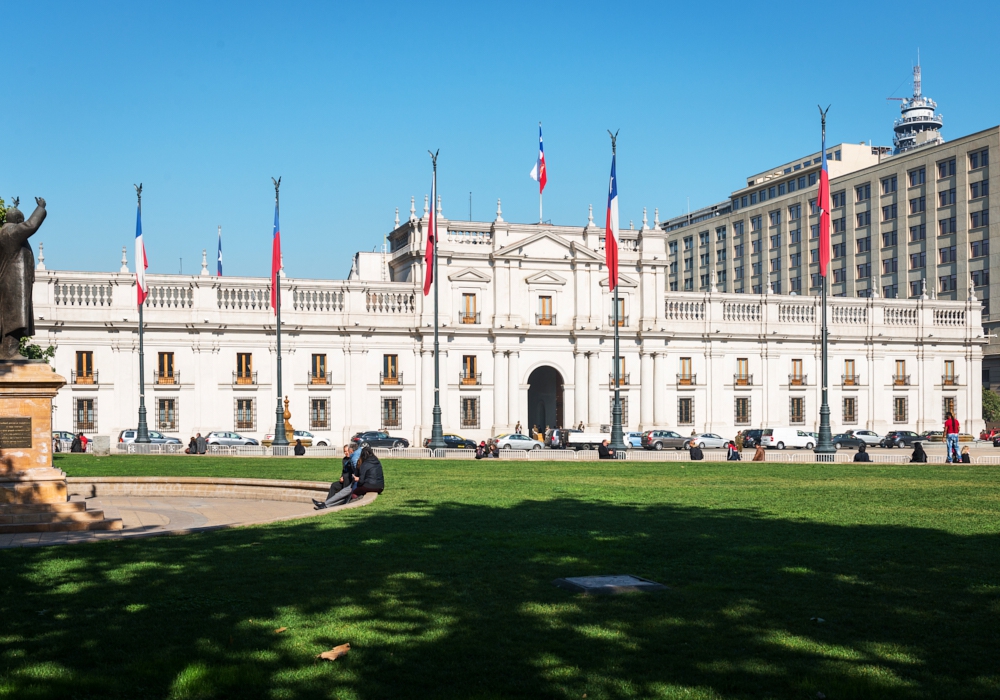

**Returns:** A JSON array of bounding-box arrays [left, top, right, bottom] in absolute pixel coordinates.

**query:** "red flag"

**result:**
[[423, 175, 436, 296], [817, 138, 831, 277]]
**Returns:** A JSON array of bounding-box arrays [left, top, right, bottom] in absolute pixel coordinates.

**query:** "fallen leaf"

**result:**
[[275, 627, 288, 634], [316, 643, 351, 661]]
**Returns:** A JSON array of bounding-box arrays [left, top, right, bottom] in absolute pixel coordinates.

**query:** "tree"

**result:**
[[0, 195, 6, 226], [983, 386, 1000, 423], [18, 336, 55, 363]]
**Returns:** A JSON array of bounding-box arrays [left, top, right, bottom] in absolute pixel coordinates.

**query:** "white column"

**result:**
[[589, 351, 602, 428], [574, 350, 588, 427], [439, 349, 450, 430], [507, 351, 519, 430], [653, 352, 667, 426], [421, 348, 433, 436], [639, 351, 654, 429], [493, 348, 507, 430]]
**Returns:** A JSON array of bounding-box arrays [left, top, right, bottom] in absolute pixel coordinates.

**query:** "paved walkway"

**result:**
[[0, 493, 373, 549]]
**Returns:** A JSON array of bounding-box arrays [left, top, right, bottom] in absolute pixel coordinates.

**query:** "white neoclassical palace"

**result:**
[[35, 204, 985, 443]]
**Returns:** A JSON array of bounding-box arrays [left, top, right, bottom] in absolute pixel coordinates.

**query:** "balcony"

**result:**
[[154, 371, 179, 385], [734, 374, 753, 386], [609, 373, 630, 387], [233, 371, 257, 386], [380, 372, 403, 387], [842, 374, 860, 386], [71, 371, 98, 385], [789, 374, 808, 386], [536, 313, 556, 326], [460, 371, 482, 386], [893, 374, 911, 386], [942, 374, 959, 386], [608, 314, 628, 327], [308, 372, 332, 385], [677, 373, 696, 386], [459, 312, 481, 325]]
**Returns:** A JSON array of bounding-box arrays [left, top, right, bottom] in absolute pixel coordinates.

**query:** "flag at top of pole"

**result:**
[[529, 123, 547, 193], [134, 188, 148, 305], [605, 150, 619, 291], [423, 165, 436, 296], [217, 225, 223, 277], [270, 188, 281, 314], [817, 117, 831, 277]]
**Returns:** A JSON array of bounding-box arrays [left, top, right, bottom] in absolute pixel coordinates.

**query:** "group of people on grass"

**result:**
[[474, 441, 500, 459], [313, 444, 386, 510]]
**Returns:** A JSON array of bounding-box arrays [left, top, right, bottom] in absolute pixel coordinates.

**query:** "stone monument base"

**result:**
[[0, 361, 122, 534]]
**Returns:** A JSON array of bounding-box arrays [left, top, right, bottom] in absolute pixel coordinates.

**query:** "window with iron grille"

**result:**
[[789, 397, 805, 425], [461, 397, 480, 429], [382, 397, 401, 429], [843, 397, 857, 424], [893, 397, 908, 423], [677, 397, 693, 425], [735, 397, 750, 426], [235, 398, 256, 431], [74, 398, 97, 432], [310, 398, 329, 430], [156, 398, 178, 431], [609, 397, 629, 426]]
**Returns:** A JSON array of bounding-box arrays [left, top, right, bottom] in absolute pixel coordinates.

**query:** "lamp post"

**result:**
[[134, 184, 150, 444], [271, 176, 289, 448], [607, 130, 627, 453], [815, 106, 835, 456], [428, 149, 446, 451]]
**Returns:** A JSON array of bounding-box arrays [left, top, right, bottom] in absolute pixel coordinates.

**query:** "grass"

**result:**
[[1, 454, 998, 699]]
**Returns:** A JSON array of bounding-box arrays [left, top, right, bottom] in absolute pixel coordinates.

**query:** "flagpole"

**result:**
[[608, 130, 627, 453], [134, 184, 150, 444], [271, 177, 289, 448], [539, 190, 543, 224], [815, 106, 835, 456], [428, 150, 446, 451]]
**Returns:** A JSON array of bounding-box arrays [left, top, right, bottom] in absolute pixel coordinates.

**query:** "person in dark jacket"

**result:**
[[597, 440, 615, 460], [70, 434, 83, 453], [961, 446, 972, 464], [294, 439, 306, 456], [195, 433, 207, 455], [910, 442, 928, 463], [352, 445, 385, 498], [853, 444, 871, 462], [314, 445, 358, 509], [185, 437, 197, 454], [688, 444, 704, 460], [726, 441, 741, 461]]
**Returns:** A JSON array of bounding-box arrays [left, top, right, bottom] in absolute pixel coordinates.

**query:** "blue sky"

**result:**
[[5, 1, 999, 280]]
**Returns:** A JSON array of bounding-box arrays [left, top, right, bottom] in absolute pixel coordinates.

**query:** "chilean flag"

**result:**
[[217, 225, 223, 277], [135, 200, 148, 305], [817, 136, 831, 277], [423, 171, 436, 296], [529, 123, 547, 192], [605, 153, 619, 290], [270, 200, 281, 313]]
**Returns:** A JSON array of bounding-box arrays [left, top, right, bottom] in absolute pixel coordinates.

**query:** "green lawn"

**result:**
[[2, 454, 999, 699]]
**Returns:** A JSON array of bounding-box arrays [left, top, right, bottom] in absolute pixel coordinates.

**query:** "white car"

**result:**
[[493, 433, 544, 450], [206, 431, 259, 446], [760, 427, 815, 450], [684, 433, 728, 449], [846, 429, 882, 446], [263, 430, 336, 447]]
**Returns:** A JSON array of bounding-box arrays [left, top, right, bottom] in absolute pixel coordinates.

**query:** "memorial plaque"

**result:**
[[0, 417, 32, 449], [552, 574, 668, 595]]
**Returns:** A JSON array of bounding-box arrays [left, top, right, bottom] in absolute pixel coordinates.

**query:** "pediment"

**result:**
[[524, 270, 567, 286], [447, 267, 492, 283], [599, 273, 638, 288], [494, 230, 602, 262]]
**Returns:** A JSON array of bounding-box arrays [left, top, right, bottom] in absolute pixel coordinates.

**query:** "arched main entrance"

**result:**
[[527, 366, 564, 432]]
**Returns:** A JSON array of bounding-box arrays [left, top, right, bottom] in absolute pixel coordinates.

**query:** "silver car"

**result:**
[[206, 431, 259, 446], [847, 429, 882, 446], [493, 433, 544, 450], [684, 433, 728, 449]]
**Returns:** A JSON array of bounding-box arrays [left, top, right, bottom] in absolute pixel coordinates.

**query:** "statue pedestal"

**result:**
[[0, 361, 122, 533]]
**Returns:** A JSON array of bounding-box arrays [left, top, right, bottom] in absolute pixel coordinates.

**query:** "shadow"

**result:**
[[0, 494, 998, 699]]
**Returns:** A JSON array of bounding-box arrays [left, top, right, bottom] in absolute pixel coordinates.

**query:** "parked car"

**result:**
[[880, 430, 921, 448], [683, 433, 728, 449], [760, 428, 815, 450], [626, 432, 645, 448], [641, 430, 687, 450], [117, 429, 183, 444], [491, 433, 544, 450], [832, 433, 866, 450], [263, 430, 336, 447], [206, 431, 259, 446], [422, 434, 475, 449], [920, 430, 944, 442], [845, 429, 882, 446], [544, 428, 581, 449], [738, 429, 764, 448], [350, 431, 410, 449]]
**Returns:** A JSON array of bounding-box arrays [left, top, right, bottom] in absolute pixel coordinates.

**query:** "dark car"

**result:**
[[739, 429, 764, 448], [351, 431, 409, 449], [422, 434, 474, 449], [641, 430, 687, 450], [880, 430, 921, 448], [831, 433, 865, 450]]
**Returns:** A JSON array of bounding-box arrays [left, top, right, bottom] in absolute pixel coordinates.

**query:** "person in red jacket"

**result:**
[[944, 412, 960, 463]]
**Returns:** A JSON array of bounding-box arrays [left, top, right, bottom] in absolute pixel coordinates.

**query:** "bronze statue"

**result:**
[[0, 196, 46, 360]]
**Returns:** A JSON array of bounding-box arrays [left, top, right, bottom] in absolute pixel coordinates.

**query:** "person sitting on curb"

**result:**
[[294, 439, 306, 456], [726, 441, 741, 461], [475, 441, 487, 459], [352, 445, 385, 499], [314, 445, 358, 509], [688, 443, 704, 461], [195, 432, 207, 455], [961, 445, 972, 464], [853, 443, 871, 462], [910, 441, 928, 463], [185, 436, 197, 454], [598, 439, 615, 460], [752, 444, 766, 462]]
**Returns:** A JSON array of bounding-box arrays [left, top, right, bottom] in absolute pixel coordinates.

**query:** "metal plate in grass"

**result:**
[[552, 575, 668, 595]]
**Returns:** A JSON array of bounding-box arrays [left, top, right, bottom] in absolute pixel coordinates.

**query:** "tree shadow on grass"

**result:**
[[0, 495, 998, 699]]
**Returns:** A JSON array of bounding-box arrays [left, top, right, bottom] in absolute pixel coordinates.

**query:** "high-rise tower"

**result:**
[[892, 61, 944, 154]]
